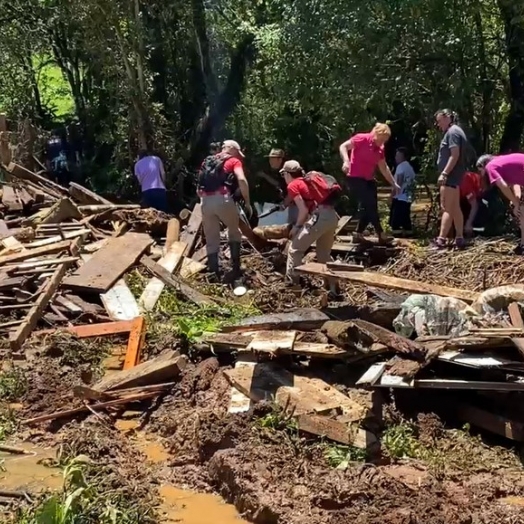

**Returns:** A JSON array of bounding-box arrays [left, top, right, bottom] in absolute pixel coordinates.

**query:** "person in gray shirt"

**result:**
[[433, 109, 469, 250]]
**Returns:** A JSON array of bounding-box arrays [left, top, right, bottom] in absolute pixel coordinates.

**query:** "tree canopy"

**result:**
[[0, 0, 523, 199]]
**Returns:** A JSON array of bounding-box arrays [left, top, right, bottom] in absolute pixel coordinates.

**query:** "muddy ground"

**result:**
[[4, 240, 524, 523]]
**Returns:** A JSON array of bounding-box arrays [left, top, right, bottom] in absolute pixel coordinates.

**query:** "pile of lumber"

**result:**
[[0, 162, 218, 352]]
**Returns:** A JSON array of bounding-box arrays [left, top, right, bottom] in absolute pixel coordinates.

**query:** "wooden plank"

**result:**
[[296, 414, 378, 450], [0, 240, 71, 267], [222, 309, 330, 333], [246, 330, 297, 354], [377, 375, 524, 391], [22, 391, 159, 426], [63, 232, 153, 293], [454, 402, 524, 441], [0, 220, 10, 238], [164, 218, 181, 254], [141, 256, 216, 306], [508, 302, 524, 359], [180, 257, 206, 279], [123, 316, 146, 370], [326, 262, 364, 272], [68, 182, 113, 205], [5, 257, 78, 273], [295, 262, 478, 302], [16, 187, 34, 208], [335, 215, 352, 235], [139, 241, 187, 312], [35, 319, 134, 338], [77, 204, 140, 213], [2, 185, 22, 212], [100, 279, 141, 321], [180, 203, 202, 256], [94, 351, 187, 391], [224, 362, 366, 420], [24, 229, 90, 249], [0, 236, 24, 254], [356, 363, 387, 386], [6, 162, 67, 196], [9, 261, 72, 350], [228, 358, 255, 414], [39, 197, 82, 224]]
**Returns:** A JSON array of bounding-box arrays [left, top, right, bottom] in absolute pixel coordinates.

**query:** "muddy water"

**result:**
[[0, 443, 62, 492], [159, 485, 248, 524]]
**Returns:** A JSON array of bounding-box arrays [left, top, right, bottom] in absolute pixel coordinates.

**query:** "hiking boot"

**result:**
[[229, 242, 242, 278], [378, 233, 393, 245], [430, 237, 447, 250], [207, 252, 221, 278], [454, 237, 466, 250], [514, 244, 524, 255]]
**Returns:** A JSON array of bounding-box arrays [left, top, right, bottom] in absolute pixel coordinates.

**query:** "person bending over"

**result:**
[[477, 153, 524, 254]]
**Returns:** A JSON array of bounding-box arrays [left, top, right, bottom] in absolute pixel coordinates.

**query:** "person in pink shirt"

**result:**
[[339, 123, 399, 244], [477, 153, 524, 253], [134, 150, 167, 212]]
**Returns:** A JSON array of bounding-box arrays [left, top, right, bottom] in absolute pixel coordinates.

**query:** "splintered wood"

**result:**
[[247, 330, 297, 354], [63, 232, 153, 293]]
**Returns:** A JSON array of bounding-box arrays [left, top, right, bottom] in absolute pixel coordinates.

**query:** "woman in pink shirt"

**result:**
[[339, 123, 399, 244], [477, 153, 524, 253]]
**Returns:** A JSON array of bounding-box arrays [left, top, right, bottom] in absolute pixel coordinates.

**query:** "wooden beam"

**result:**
[[10, 261, 72, 350], [35, 319, 135, 338], [164, 218, 181, 254], [295, 262, 478, 302], [0, 240, 71, 266], [508, 302, 524, 359], [6, 162, 66, 196], [123, 316, 146, 370], [68, 182, 113, 205], [141, 256, 216, 306], [180, 203, 202, 256], [23, 229, 90, 249]]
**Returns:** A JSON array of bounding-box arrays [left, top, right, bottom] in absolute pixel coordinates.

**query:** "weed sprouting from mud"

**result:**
[[324, 443, 367, 468], [382, 421, 420, 459], [0, 366, 27, 401], [257, 408, 298, 434], [0, 409, 17, 442]]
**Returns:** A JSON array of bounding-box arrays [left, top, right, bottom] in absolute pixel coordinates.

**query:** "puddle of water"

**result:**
[[142, 440, 170, 463], [159, 485, 248, 524], [0, 443, 62, 492]]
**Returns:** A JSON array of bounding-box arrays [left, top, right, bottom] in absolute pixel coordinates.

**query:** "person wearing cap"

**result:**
[[339, 123, 400, 244], [280, 160, 340, 296], [477, 153, 524, 253], [198, 139, 252, 277]]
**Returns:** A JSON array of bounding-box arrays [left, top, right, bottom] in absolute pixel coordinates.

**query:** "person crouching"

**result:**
[[281, 160, 341, 297]]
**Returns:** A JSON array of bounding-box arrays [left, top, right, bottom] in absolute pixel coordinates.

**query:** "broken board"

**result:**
[[246, 330, 297, 354], [180, 203, 202, 257], [63, 232, 153, 293], [222, 308, 329, 333], [224, 362, 366, 420]]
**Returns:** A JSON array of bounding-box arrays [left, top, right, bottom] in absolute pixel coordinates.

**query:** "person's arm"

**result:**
[[439, 130, 461, 184], [378, 159, 398, 188], [233, 164, 251, 207], [339, 139, 353, 172], [495, 178, 519, 206], [293, 195, 309, 227], [256, 171, 281, 190], [513, 184, 522, 200], [465, 197, 479, 231]]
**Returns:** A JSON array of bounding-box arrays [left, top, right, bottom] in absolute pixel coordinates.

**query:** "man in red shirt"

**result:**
[[280, 160, 340, 296], [339, 123, 399, 244], [198, 140, 252, 278], [459, 171, 482, 236]]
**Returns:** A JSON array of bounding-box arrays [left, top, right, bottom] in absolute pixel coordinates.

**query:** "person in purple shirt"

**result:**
[[134, 150, 168, 212], [477, 153, 524, 253]]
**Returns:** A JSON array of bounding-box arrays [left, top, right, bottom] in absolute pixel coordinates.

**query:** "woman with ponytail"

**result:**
[[433, 109, 470, 249]]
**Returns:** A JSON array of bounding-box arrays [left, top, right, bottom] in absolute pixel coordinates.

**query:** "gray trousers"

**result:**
[[286, 206, 338, 282], [201, 193, 242, 255]]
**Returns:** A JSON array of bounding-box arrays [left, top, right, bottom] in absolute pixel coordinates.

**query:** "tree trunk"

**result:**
[[498, 0, 524, 153]]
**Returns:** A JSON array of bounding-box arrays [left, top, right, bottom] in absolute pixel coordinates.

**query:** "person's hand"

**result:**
[[393, 182, 401, 194], [437, 173, 448, 186], [342, 161, 350, 174], [512, 200, 521, 219], [289, 225, 300, 239]]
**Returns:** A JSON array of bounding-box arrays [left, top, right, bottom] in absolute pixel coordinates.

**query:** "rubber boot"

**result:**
[[207, 252, 220, 279], [229, 242, 242, 279]]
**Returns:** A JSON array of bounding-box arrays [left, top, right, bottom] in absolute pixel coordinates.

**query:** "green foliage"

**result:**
[[382, 421, 420, 459], [0, 367, 27, 402], [323, 443, 367, 468], [0, 409, 17, 443]]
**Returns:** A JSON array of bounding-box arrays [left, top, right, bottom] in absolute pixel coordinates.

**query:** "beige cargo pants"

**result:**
[[201, 193, 242, 255], [286, 205, 338, 283]]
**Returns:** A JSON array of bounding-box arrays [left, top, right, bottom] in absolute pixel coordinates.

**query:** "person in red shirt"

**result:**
[[459, 171, 483, 236], [339, 123, 400, 244], [281, 160, 340, 297], [198, 140, 252, 278]]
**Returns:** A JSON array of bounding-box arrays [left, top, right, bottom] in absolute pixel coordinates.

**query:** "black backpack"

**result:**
[[198, 153, 236, 193]]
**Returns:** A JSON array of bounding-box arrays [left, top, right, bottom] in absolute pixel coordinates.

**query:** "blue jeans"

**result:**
[[142, 189, 168, 212]]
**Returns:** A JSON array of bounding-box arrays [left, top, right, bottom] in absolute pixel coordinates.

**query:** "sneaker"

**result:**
[[455, 237, 466, 250], [430, 237, 447, 250]]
